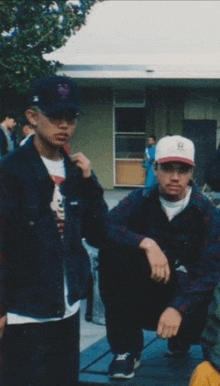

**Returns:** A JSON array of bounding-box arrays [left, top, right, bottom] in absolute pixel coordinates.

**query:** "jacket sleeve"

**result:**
[[80, 172, 109, 248], [168, 199, 220, 315], [100, 189, 147, 249]]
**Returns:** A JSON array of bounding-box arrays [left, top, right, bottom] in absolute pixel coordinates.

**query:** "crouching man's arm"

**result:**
[[156, 307, 182, 338], [139, 238, 182, 338], [139, 237, 170, 284]]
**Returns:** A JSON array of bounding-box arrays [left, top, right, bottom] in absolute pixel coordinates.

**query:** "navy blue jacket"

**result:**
[[0, 137, 108, 318], [103, 185, 220, 316]]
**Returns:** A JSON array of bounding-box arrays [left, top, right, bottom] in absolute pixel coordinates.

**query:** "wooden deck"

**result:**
[[79, 330, 202, 386]]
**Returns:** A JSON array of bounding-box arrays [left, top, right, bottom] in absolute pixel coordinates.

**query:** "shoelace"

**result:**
[[116, 353, 130, 361]]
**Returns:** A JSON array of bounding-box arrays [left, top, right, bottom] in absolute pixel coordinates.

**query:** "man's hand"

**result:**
[[71, 152, 91, 178], [139, 238, 170, 283], [157, 307, 182, 338], [0, 316, 6, 338]]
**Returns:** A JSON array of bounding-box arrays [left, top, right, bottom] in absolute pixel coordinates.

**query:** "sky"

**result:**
[[45, 1, 220, 65]]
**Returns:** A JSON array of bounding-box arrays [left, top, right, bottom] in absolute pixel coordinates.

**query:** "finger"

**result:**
[[164, 264, 170, 284], [165, 326, 174, 339], [171, 325, 179, 337], [152, 264, 159, 280], [156, 321, 163, 337], [71, 152, 84, 161], [150, 263, 157, 280], [151, 266, 161, 281], [151, 264, 163, 282], [157, 322, 168, 338], [156, 266, 165, 282]]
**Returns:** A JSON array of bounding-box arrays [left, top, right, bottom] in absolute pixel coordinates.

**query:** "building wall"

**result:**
[[70, 88, 114, 189], [146, 88, 185, 139], [70, 86, 220, 189], [184, 89, 220, 147]]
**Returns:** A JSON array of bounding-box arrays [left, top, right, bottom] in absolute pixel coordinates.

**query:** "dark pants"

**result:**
[[1, 312, 79, 386], [99, 248, 210, 355]]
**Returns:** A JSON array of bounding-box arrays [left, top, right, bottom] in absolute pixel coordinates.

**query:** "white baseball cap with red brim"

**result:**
[[155, 135, 195, 166]]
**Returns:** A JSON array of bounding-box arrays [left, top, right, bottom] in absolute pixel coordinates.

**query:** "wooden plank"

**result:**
[[80, 337, 110, 371], [79, 332, 203, 386], [80, 330, 155, 372]]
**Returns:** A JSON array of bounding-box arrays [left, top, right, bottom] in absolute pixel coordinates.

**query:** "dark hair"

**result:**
[[20, 117, 31, 128], [149, 135, 156, 141], [0, 110, 17, 122]]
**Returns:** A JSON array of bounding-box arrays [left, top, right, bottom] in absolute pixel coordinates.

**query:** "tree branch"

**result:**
[[26, 29, 53, 51], [0, 59, 13, 70]]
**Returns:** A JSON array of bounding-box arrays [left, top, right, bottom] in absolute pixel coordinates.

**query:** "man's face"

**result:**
[[26, 109, 77, 149], [155, 162, 193, 201], [148, 137, 155, 146], [5, 117, 16, 131]]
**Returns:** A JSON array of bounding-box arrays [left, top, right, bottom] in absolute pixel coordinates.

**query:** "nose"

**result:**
[[170, 170, 180, 180], [57, 119, 68, 129]]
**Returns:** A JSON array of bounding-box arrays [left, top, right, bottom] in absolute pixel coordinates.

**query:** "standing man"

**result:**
[[0, 111, 18, 156], [0, 75, 108, 385], [99, 135, 220, 380], [19, 118, 35, 146], [144, 135, 157, 187]]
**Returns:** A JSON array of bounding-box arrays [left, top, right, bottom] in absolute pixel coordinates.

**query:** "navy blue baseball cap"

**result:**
[[29, 75, 82, 115]]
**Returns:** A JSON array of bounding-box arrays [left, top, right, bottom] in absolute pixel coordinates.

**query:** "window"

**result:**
[[115, 108, 146, 159]]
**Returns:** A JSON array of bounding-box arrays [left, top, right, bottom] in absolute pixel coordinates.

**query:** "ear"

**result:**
[[25, 109, 37, 127], [154, 162, 158, 179]]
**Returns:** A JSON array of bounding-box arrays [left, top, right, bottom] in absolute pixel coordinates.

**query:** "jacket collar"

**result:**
[[143, 183, 205, 210], [22, 135, 79, 182]]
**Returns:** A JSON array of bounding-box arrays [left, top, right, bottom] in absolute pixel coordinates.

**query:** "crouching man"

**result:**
[[99, 135, 220, 379]]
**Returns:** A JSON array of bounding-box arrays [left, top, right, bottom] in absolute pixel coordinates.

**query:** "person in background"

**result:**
[[189, 277, 220, 386], [0, 111, 18, 156], [143, 135, 157, 188], [99, 135, 220, 380], [19, 118, 35, 146], [0, 75, 108, 386]]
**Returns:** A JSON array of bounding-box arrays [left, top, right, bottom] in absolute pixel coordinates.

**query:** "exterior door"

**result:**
[[183, 120, 217, 187], [114, 107, 146, 186]]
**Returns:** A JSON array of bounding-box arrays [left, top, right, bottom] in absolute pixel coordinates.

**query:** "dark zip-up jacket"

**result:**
[[200, 279, 220, 373], [0, 136, 108, 318], [104, 185, 220, 316]]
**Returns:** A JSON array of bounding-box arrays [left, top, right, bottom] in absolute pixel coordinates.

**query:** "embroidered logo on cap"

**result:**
[[32, 96, 39, 102], [57, 83, 70, 99], [177, 141, 184, 151]]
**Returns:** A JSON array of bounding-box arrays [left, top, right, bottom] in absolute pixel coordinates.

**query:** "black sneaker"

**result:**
[[165, 338, 190, 358], [108, 352, 141, 379]]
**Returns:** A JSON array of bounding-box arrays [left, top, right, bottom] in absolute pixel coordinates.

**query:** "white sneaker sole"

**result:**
[[109, 358, 141, 379], [109, 371, 135, 379]]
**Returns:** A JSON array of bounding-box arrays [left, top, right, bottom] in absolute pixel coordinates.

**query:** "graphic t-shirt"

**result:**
[[7, 156, 80, 325], [48, 165, 66, 238]]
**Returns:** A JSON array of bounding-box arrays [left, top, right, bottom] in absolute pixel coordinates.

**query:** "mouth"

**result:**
[[54, 133, 69, 140], [167, 185, 181, 191]]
